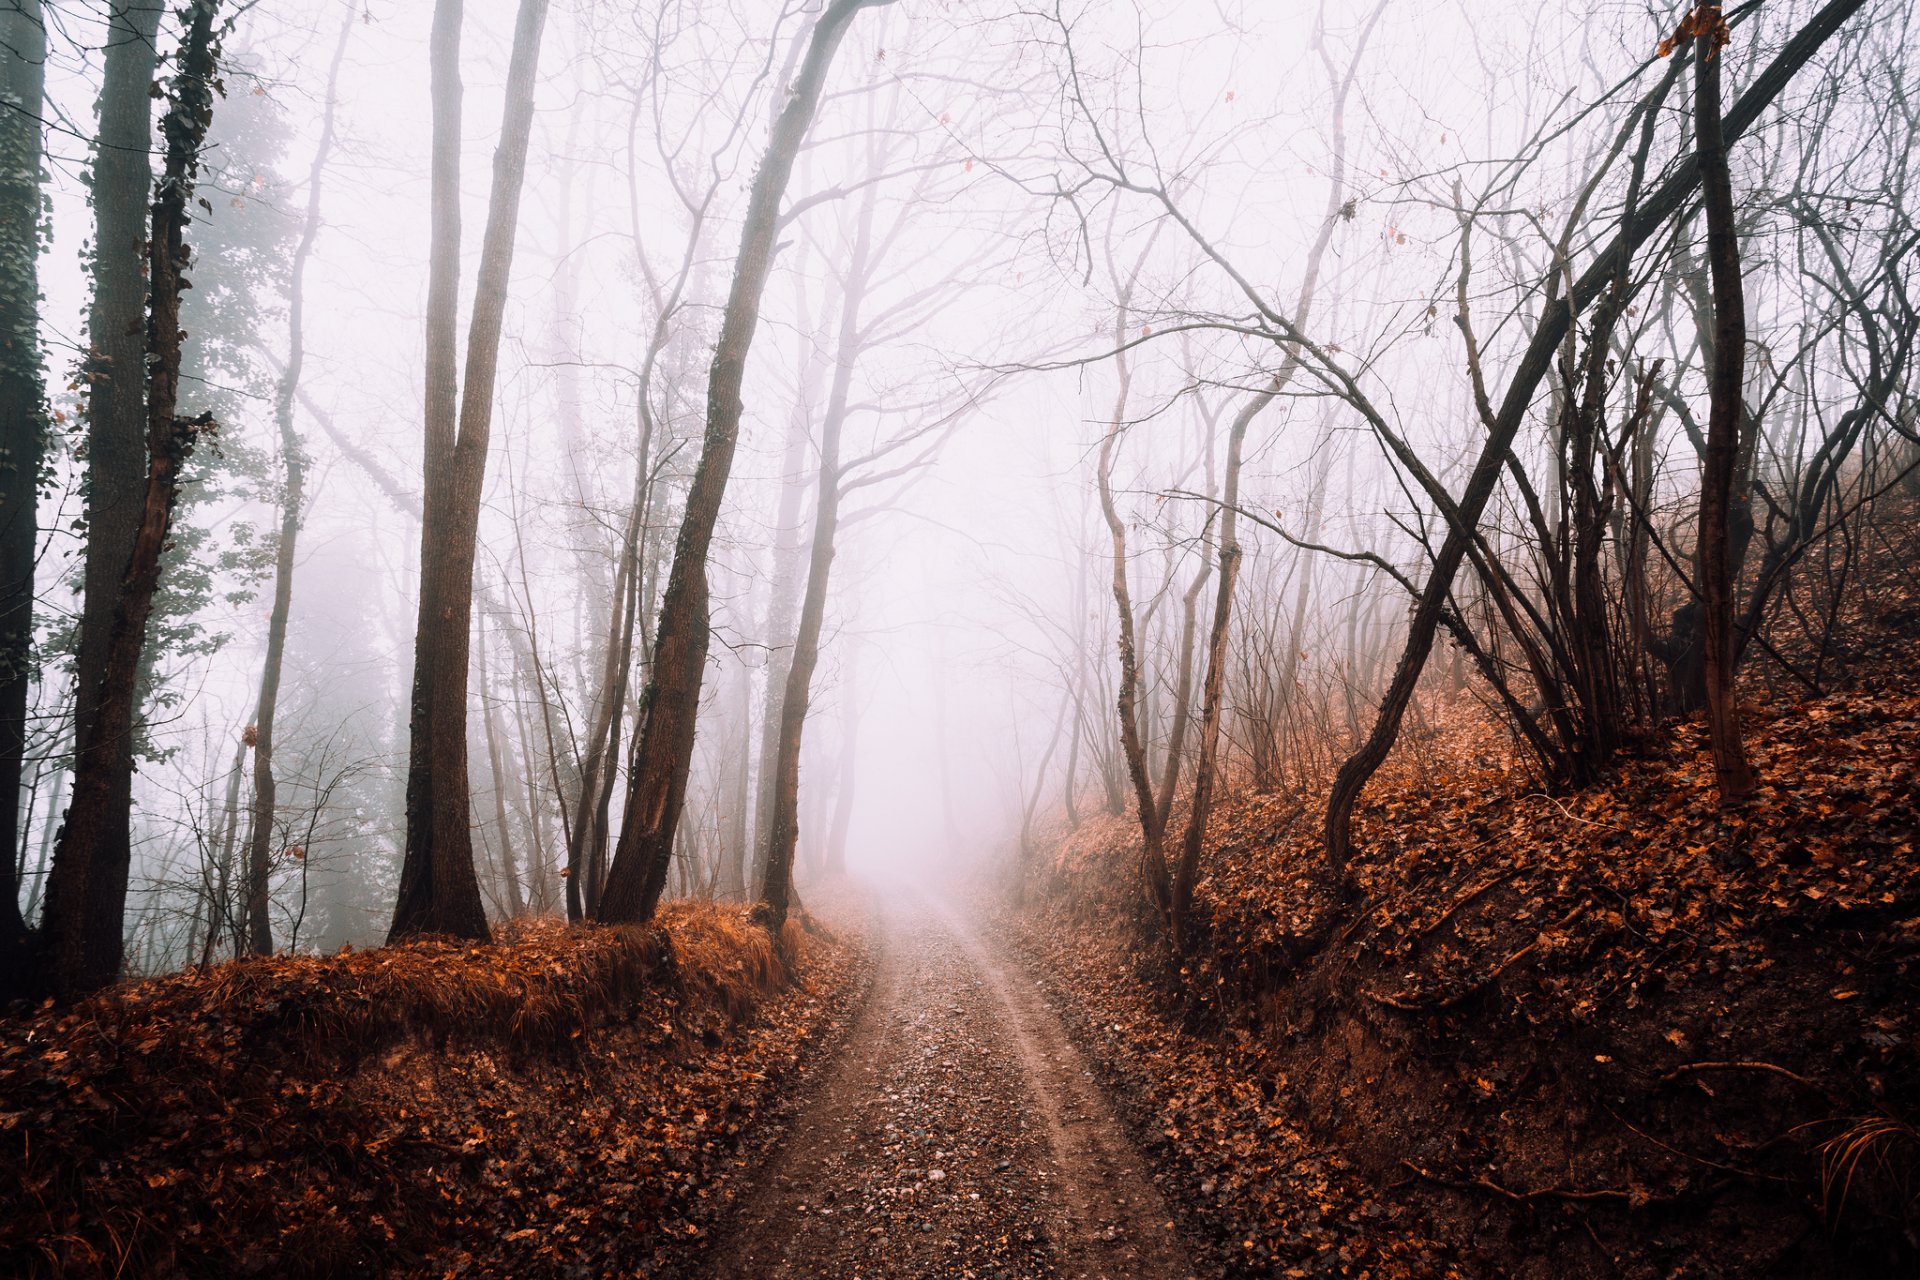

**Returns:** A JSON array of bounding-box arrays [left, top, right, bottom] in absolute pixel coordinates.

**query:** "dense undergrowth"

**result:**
[[1014, 598, 1920, 1277], [0, 903, 863, 1278]]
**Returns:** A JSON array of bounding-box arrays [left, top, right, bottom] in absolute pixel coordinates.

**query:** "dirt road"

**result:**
[[697, 887, 1195, 1280]]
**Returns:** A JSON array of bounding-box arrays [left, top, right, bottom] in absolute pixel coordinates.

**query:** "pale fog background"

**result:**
[[18, 0, 1867, 949]]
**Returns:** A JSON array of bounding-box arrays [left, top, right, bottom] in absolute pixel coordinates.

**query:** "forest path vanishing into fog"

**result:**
[[698, 888, 1197, 1280]]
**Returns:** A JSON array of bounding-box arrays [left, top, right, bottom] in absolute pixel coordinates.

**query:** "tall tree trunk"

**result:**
[[756, 175, 877, 934], [0, 0, 46, 957], [1691, 8, 1757, 804], [1322, 1, 1860, 876], [1151, 559, 1209, 829], [825, 676, 858, 878], [390, 0, 549, 943], [33, 0, 163, 997], [751, 327, 823, 885], [597, 0, 891, 925], [720, 652, 754, 898], [1097, 398, 1171, 910], [477, 613, 525, 917], [1096, 275, 1173, 911], [240, 6, 351, 956], [1014, 694, 1069, 905], [37, 0, 223, 998]]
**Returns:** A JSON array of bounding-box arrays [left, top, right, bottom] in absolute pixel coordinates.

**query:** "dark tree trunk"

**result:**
[[0, 0, 47, 957], [597, 0, 891, 926], [391, 0, 549, 944], [33, 0, 163, 996], [240, 7, 351, 956], [1692, 10, 1757, 804], [1322, 0, 1860, 876], [37, 0, 222, 998]]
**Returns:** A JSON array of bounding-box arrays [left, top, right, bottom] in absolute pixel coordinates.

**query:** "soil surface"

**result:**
[[698, 885, 1197, 1280]]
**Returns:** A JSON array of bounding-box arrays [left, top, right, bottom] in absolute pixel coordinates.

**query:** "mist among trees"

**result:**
[[1, 1, 1916, 1276]]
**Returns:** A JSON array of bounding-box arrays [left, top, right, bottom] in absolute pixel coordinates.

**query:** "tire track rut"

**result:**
[[697, 888, 1194, 1279]]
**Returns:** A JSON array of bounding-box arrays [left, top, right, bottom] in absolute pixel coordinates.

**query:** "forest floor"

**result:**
[[698, 884, 1198, 1280], [0, 903, 868, 1278], [1008, 676, 1920, 1276]]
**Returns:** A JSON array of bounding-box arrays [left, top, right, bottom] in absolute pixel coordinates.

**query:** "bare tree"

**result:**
[[240, 2, 353, 956]]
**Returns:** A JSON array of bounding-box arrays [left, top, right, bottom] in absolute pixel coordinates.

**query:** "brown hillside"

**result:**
[[0, 904, 865, 1279], [1015, 656, 1920, 1277]]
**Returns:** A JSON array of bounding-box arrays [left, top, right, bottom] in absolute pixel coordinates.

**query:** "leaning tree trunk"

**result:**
[[37, 0, 223, 998], [597, 0, 892, 926], [391, 0, 549, 944], [240, 6, 351, 956], [1692, 8, 1757, 805], [0, 0, 47, 957], [1322, 0, 1861, 876]]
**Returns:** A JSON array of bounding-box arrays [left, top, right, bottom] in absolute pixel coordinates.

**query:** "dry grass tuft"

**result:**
[[1819, 1113, 1920, 1230]]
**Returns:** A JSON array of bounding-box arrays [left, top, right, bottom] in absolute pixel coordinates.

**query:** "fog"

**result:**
[[5, 0, 1910, 970]]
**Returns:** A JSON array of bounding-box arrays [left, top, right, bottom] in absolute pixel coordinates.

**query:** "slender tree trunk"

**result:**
[[1692, 9, 1757, 804], [757, 177, 877, 934], [37, 0, 223, 998], [199, 738, 245, 966], [719, 653, 754, 898], [1097, 388, 1171, 911], [1322, 2, 1859, 876], [1152, 560, 1209, 829], [391, 0, 549, 943], [239, 7, 351, 956], [597, 0, 891, 925], [825, 678, 858, 877], [1014, 694, 1069, 905], [477, 613, 525, 917], [752, 343, 822, 884], [1171, 8, 1359, 935], [0, 0, 46, 957]]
